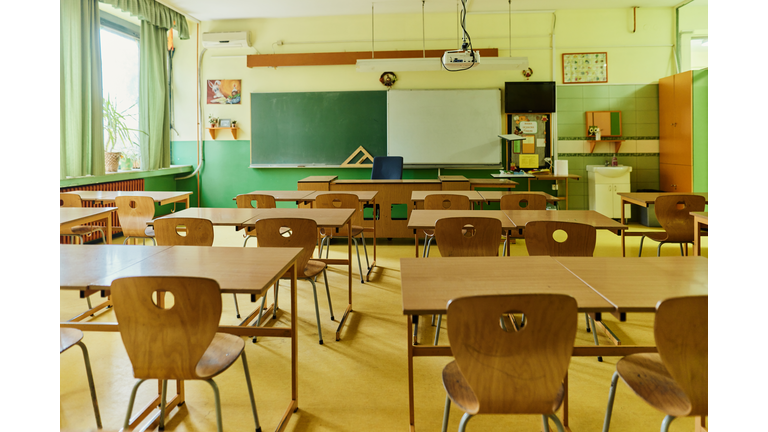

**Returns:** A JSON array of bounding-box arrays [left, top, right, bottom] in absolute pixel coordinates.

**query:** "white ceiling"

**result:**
[[158, 0, 707, 22]]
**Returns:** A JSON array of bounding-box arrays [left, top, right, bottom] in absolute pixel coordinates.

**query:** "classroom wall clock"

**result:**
[[379, 72, 397, 88]]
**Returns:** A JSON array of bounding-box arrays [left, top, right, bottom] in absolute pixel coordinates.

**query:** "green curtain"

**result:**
[[139, 22, 171, 170], [60, 0, 105, 179], [99, 0, 190, 39]]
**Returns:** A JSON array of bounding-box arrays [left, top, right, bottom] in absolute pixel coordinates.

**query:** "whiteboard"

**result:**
[[386, 89, 502, 166]]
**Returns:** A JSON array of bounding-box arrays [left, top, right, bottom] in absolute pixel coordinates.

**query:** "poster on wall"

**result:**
[[207, 79, 241, 104], [562, 53, 607, 84]]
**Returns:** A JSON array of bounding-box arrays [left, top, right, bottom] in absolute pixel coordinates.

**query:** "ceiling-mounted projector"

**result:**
[[442, 50, 480, 70]]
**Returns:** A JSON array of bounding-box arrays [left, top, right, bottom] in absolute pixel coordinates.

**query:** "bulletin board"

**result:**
[[506, 113, 551, 169]]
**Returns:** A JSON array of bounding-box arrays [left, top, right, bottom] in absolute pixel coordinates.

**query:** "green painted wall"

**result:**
[[693, 69, 708, 193]]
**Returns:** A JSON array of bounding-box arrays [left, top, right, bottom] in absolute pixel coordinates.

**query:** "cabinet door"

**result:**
[[671, 71, 693, 165], [593, 183, 615, 217], [659, 163, 692, 192], [659, 75, 676, 165], [613, 183, 631, 218]]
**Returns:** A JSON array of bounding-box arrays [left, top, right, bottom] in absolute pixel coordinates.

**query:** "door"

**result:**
[[659, 163, 692, 192]]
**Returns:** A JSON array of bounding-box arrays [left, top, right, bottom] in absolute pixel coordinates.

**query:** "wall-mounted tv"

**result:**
[[504, 82, 556, 113]]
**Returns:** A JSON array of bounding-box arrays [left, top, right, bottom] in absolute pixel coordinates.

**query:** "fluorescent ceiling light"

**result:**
[[356, 56, 529, 72]]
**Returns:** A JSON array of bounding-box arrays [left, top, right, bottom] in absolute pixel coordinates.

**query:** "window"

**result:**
[[100, 13, 140, 167]]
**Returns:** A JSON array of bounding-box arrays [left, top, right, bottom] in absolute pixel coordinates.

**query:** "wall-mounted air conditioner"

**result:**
[[202, 31, 251, 49]]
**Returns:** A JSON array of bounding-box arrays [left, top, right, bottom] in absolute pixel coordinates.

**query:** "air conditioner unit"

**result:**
[[202, 31, 251, 49]]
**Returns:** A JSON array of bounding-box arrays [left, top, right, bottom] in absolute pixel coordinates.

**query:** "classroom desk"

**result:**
[[68, 190, 192, 208], [691, 212, 708, 257], [410, 190, 485, 210], [467, 178, 518, 190], [237, 190, 315, 203], [407, 209, 515, 257], [528, 173, 581, 210], [617, 192, 709, 257], [60, 244, 302, 432], [60, 207, 116, 244], [477, 190, 562, 204], [400, 256, 707, 432], [148, 207, 263, 228], [503, 209, 628, 236]]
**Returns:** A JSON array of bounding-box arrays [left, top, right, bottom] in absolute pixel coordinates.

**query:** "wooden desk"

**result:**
[[617, 192, 709, 257], [503, 209, 628, 236], [691, 212, 708, 257], [150, 207, 263, 228], [407, 209, 515, 257], [467, 178, 518, 191], [60, 244, 302, 432], [410, 190, 485, 210], [400, 256, 707, 432], [69, 190, 192, 208], [238, 190, 315, 202], [527, 174, 581, 210], [60, 207, 116, 244], [243, 208, 356, 341], [477, 190, 562, 204]]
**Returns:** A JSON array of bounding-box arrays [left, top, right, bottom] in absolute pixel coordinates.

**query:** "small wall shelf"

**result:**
[[587, 140, 623, 153], [207, 127, 239, 140]]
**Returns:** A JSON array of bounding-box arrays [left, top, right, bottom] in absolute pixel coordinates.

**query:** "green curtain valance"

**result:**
[[99, 0, 189, 39]]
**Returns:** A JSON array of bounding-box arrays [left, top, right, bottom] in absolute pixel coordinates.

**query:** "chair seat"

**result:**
[[60, 328, 84, 353], [69, 225, 99, 235], [321, 225, 365, 238], [641, 231, 668, 242], [195, 333, 246, 379], [616, 353, 692, 417], [281, 259, 327, 280]]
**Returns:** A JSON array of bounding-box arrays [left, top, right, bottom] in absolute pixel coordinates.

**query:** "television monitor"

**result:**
[[504, 82, 556, 113]]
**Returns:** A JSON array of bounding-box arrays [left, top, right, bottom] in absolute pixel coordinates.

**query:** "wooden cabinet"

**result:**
[[659, 71, 701, 192], [585, 111, 623, 153]]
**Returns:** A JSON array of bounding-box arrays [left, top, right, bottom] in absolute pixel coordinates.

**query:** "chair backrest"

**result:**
[[60, 193, 83, 208], [371, 156, 403, 180], [154, 218, 214, 246], [235, 194, 277, 209], [499, 193, 548, 211], [654, 295, 708, 417], [434, 217, 501, 257], [424, 194, 471, 211], [111, 276, 222, 380], [314, 193, 360, 236], [115, 196, 156, 237], [447, 294, 578, 415], [654, 195, 706, 243], [524, 221, 596, 257], [254, 218, 318, 279]]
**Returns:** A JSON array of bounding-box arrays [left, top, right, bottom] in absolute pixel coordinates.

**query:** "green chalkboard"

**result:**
[[250, 91, 387, 166]]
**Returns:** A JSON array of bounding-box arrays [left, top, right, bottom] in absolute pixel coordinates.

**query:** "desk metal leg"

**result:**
[[407, 315, 416, 431], [335, 220, 353, 341], [620, 199, 627, 257]]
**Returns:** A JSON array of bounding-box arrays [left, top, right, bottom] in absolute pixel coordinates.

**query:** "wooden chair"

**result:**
[[638, 195, 706, 256], [523, 220, 611, 361], [499, 193, 548, 255], [60, 328, 102, 429], [314, 193, 370, 284], [254, 217, 334, 344], [431, 216, 502, 345], [115, 196, 156, 245], [110, 276, 260, 432], [60, 193, 107, 245], [603, 296, 707, 432], [153, 217, 242, 319], [440, 294, 577, 432], [236, 193, 277, 247], [422, 194, 471, 257]]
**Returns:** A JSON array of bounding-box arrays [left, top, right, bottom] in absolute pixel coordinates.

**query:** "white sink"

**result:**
[[586, 165, 632, 178]]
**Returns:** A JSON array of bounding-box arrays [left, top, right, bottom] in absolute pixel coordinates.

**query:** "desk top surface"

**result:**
[[333, 179, 442, 185], [243, 208, 355, 228], [400, 256, 614, 315], [691, 211, 708, 222], [503, 210, 628, 230], [297, 176, 338, 183], [410, 190, 484, 201], [552, 257, 708, 312], [238, 190, 315, 201], [60, 207, 116, 225], [408, 210, 516, 229], [151, 207, 263, 226], [477, 191, 562, 202], [467, 178, 520, 186], [618, 192, 708, 206], [68, 190, 192, 202], [60, 244, 171, 290], [302, 190, 379, 201], [531, 173, 581, 180]]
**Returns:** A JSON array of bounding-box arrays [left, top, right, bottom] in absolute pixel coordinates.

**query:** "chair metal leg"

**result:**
[[660, 415, 676, 432], [273, 281, 279, 319], [679, 243, 685, 256], [76, 341, 101, 429], [360, 232, 370, 269], [243, 235, 254, 247], [458, 413, 473, 432], [86, 295, 93, 310], [159, 379, 168, 430], [204, 379, 224, 432], [323, 269, 334, 320], [638, 236, 645, 257], [413, 315, 419, 345], [434, 314, 443, 345], [425, 236, 433, 258], [233, 294, 241, 319], [542, 415, 551, 432], [502, 237, 508, 257], [123, 379, 148, 429], [602, 371, 620, 432], [548, 414, 566, 432], [352, 238, 364, 283], [251, 294, 268, 343], [441, 395, 451, 432], [307, 278, 324, 344], [588, 315, 603, 362], [240, 351, 262, 432], [585, 312, 591, 332]]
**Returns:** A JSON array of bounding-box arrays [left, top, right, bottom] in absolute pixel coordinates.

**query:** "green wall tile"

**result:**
[[636, 110, 659, 124], [635, 84, 659, 98], [569, 181, 586, 196], [621, 124, 637, 136], [610, 97, 636, 111], [583, 86, 612, 98], [610, 85, 637, 98], [620, 110, 636, 124], [566, 195, 587, 210], [561, 156, 585, 171], [583, 98, 611, 111], [636, 98, 659, 111], [558, 124, 584, 136], [557, 86, 583, 99], [616, 155, 637, 166], [557, 99, 584, 112], [558, 111, 585, 125], [637, 124, 659, 136], [635, 169, 660, 184], [636, 155, 660, 170]]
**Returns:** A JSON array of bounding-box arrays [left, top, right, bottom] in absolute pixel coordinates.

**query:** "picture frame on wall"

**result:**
[[206, 79, 242, 104], [219, 118, 232, 128], [562, 52, 607, 84]]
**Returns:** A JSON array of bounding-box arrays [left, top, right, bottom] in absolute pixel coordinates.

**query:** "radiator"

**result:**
[[60, 179, 145, 244]]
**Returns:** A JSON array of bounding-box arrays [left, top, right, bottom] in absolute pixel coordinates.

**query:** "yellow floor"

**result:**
[[60, 224, 707, 431]]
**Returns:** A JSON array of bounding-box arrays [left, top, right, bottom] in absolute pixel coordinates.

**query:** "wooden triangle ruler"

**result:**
[[341, 146, 375, 167]]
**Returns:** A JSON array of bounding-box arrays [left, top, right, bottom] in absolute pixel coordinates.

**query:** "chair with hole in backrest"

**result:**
[[254, 218, 333, 344], [115, 196, 156, 245], [431, 216, 502, 345], [154, 217, 242, 320], [314, 193, 370, 284], [371, 156, 403, 180], [603, 296, 707, 432], [235, 194, 278, 247], [60, 328, 102, 429], [110, 276, 261, 432], [524, 220, 611, 361], [638, 195, 706, 257], [499, 193, 548, 255], [60, 193, 107, 245], [440, 294, 577, 432], [422, 194, 472, 258]]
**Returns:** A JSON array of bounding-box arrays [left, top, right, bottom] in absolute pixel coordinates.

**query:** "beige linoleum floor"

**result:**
[[60, 223, 707, 431]]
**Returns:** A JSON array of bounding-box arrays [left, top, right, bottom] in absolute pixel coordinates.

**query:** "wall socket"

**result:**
[[551, 184, 558, 191]]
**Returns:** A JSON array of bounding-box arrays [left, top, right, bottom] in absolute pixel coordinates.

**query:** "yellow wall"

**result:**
[[171, 8, 677, 142]]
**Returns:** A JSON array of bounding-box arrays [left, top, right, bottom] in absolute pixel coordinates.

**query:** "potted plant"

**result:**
[[103, 96, 143, 173], [231, 120, 237, 128], [208, 114, 218, 128]]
